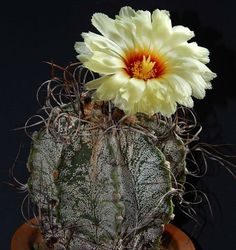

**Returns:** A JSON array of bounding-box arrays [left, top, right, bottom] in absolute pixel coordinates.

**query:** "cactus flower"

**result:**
[[75, 6, 216, 116]]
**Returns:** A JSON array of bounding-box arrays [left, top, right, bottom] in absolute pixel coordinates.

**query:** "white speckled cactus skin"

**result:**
[[27, 102, 187, 250], [22, 62, 189, 250]]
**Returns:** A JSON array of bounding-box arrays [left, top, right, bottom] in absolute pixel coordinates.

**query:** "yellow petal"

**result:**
[[92, 13, 116, 39], [160, 26, 195, 54], [151, 9, 172, 49], [74, 42, 92, 56], [131, 10, 153, 49], [160, 100, 177, 116], [85, 75, 108, 90], [84, 51, 125, 74], [166, 42, 210, 63], [87, 72, 128, 101], [178, 97, 194, 107], [76, 54, 91, 63], [178, 72, 208, 99], [118, 6, 136, 18], [92, 11, 135, 51], [114, 20, 136, 50], [163, 74, 192, 97], [146, 79, 166, 101], [82, 32, 124, 57], [171, 57, 213, 73], [120, 78, 146, 103]]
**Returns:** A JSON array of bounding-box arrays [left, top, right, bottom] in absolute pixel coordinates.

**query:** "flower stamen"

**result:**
[[125, 53, 166, 80]]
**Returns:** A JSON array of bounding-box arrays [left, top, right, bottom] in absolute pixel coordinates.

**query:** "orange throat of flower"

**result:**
[[124, 52, 166, 81]]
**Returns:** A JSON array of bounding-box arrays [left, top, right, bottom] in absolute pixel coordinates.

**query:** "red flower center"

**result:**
[[124, 51, 166, 80]]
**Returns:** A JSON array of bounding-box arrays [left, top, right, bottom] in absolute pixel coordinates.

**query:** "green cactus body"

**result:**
[[27, 105, 187, 250]]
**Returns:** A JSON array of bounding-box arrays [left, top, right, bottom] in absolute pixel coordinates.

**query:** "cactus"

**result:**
[[19, 5, 220, 249], [26, 70, 188, 249]]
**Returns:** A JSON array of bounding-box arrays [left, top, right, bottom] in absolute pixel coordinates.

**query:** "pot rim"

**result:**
[[11, 219, 195, 250]]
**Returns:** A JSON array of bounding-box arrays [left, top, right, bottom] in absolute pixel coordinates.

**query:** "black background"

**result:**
[[1, 1, 236, 249]]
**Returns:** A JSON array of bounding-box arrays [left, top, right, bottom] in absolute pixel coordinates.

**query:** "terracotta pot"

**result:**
[[164, 224, 195, 250], [11, 219, 195, 250], [11, 218, 45, 250]]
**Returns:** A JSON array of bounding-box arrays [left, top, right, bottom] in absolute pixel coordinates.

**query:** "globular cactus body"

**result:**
[[27, 106, 187, 250]]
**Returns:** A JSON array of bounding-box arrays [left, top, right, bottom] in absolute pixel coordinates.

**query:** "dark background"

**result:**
[[1, 1, 236, 249]]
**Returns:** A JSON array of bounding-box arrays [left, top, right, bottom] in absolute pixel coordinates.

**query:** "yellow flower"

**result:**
[[75, 6, 216, 116]]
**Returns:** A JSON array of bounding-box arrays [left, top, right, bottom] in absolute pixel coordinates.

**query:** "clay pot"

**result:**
[[11, 218, 45, 250], [163, 224, 195, 250], [11, 219, 195, 250]]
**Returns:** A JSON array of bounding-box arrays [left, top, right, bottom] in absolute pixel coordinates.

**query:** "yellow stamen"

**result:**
[[131, 56, 156, 80], [125, 52, 166, 80]]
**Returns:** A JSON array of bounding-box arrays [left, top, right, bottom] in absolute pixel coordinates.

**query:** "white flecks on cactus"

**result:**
[[27, 131, 63, 207], [27, 109, 186, 249]]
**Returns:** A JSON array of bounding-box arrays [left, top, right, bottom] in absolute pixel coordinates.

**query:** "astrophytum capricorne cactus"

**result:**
[[26, 86, 187, 250], [19, 4, 220, 249]]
